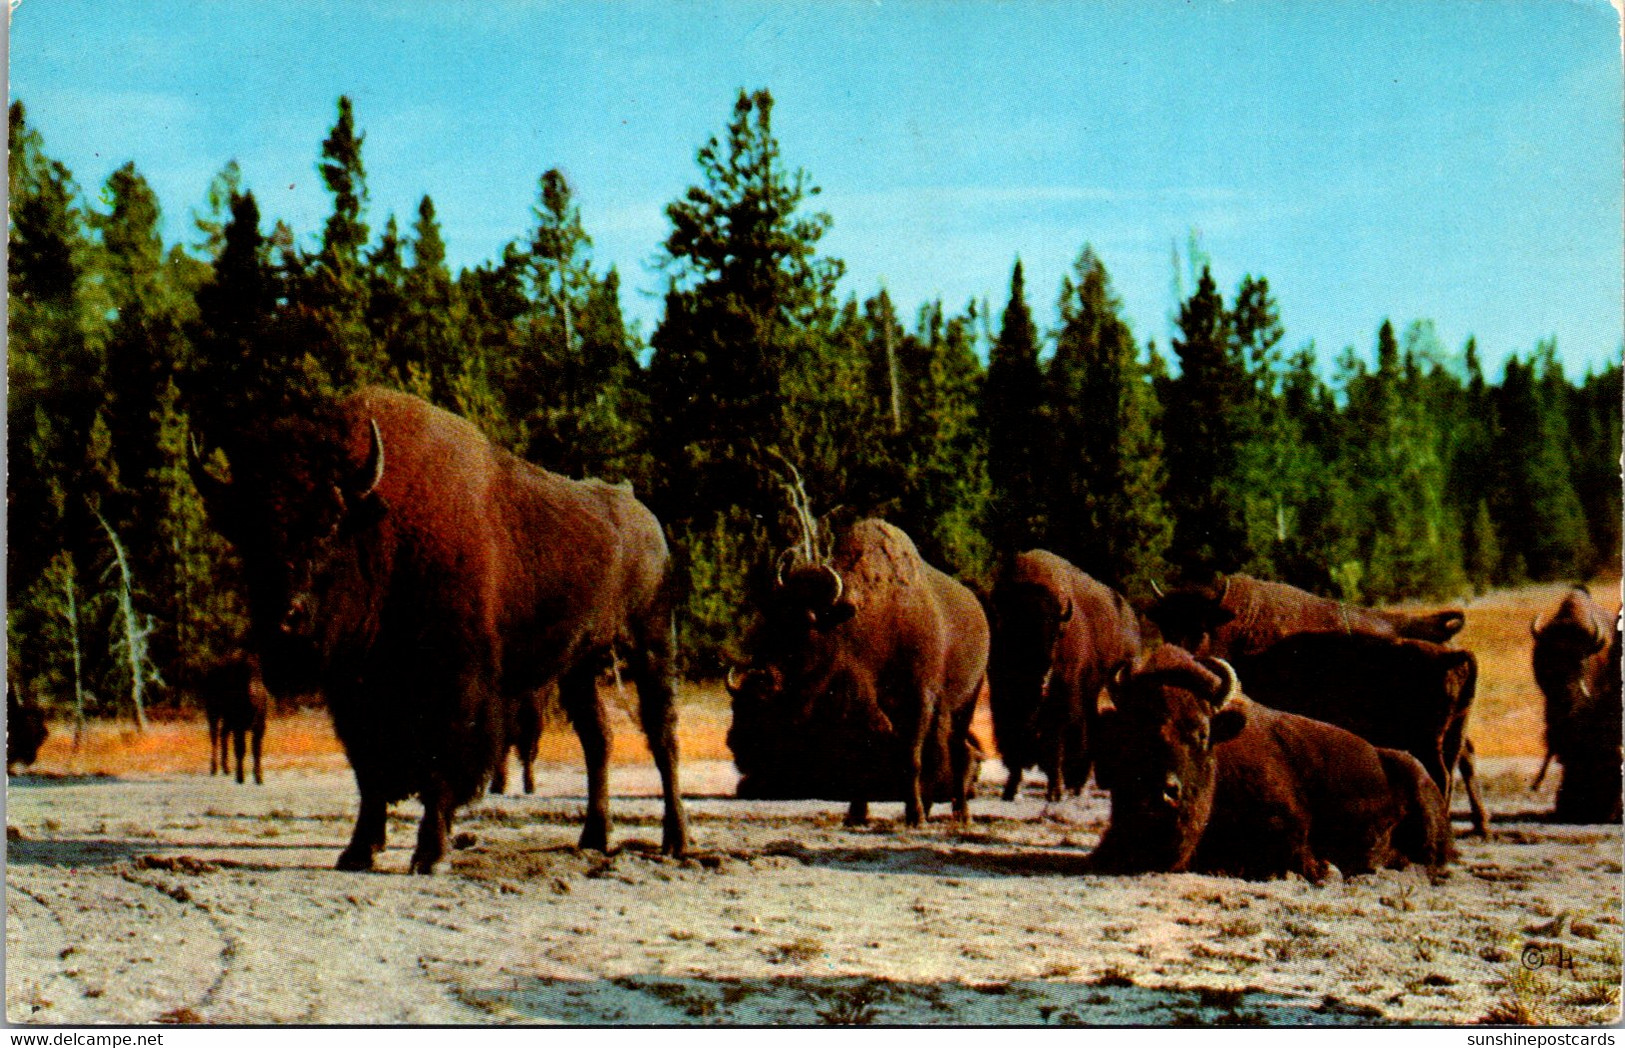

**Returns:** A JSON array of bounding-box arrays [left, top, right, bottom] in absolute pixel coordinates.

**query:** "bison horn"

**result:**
[[725, 665, 751, 694], [818, 564, 844, 606], [1216, 575, 1231, 603], [1203, 657, 1241, 709], [1530, 613, 1545, 638], [775, 548, 798, 589], [1058, 598, 1074, 624], [1150, 580, 1166, 600], [352, 419, 385, 498]]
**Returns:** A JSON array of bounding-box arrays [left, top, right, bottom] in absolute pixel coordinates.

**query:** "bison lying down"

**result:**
[[1145, 573, 1483, 831], [726, 519, 989, 826], [1532, 588, 1622, 824], [192, 387, 687, 872], [988, 550, 1140, 801], [1090, 647, 1452, 880], [1229, 632, 1485, 834]]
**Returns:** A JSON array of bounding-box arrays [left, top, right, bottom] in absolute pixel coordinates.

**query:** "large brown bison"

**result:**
[[1228, 633, 1486, 834], [725, 519, 989, 827], [1532, 588, 1622, 823], [191, 387, 687, 872], [1145, 573, 1483, 830], [7, 689, 49, 773], [202, 655, 269, 784], [1144, 574, 1465, 656], [1089, 647, 1452, 880], [988, 550, 1140, 801]]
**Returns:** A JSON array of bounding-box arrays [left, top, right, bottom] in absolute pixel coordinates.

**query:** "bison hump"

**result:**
[[833, 519, 924, 592]]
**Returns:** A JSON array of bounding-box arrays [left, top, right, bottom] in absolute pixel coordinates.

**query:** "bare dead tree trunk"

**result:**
[[96, 511, 151, 733], [884, 315, 902, 436], [60, 559, 85, 748]]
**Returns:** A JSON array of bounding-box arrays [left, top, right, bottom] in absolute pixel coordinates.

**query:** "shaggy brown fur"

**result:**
[[1532, 588, 1622, 823], [195, 387, 687, 873], [727, 519, 989, 826], [988, 550, 1140, 801], [1229, 633, 1486, 834], [1091, 646, 1452, 880]]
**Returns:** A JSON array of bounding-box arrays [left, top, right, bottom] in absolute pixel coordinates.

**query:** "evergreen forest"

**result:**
[[8, 91, 1620, 721]]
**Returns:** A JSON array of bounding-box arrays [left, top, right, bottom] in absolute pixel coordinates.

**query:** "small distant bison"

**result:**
[[1090, 647, 1452, 880], [1532, 588, 1622, 824], [7, 689, 49, 773], [191, 386, 687, 873], [489, 686, 558, 796], [1228, 632, 1486, 834], [988, 550, 1140, 801], [726, 519, 989, 826], [202, 655, 270, 785]]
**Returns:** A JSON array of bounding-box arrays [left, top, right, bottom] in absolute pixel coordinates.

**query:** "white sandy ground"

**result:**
[[5, 757, 1621, 1026]]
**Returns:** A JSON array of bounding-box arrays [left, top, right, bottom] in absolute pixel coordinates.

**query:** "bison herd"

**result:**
[[8, 389, 1616, 884]]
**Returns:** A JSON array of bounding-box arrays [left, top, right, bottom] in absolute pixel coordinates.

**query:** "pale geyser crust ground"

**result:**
[[6, 755, 1620, 1026], [7, 580, 1621, 1025]]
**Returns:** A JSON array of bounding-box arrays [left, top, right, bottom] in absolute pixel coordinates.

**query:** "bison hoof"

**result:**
[[578, 825, 609, 853], [335, 847, 376, 872], [408, 854, 440, 875]]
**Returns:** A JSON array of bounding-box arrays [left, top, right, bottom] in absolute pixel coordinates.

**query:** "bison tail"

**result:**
[[1379, 749, 1455, 867]]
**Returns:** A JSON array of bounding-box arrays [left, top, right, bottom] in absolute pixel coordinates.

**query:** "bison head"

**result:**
[[725, 561, 854, 708], [190, 412, 389, 697], [1093, 647, 1245, 872], [1144, 578, 1234, 655]]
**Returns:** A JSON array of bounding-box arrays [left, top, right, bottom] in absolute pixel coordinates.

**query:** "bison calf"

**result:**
[[202, 656, 269, 785], [1090, 647, 1451, 880]]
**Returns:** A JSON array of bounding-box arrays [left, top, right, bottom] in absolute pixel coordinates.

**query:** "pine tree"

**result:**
[[983, 260, 1046, 559], [1162, 266, 1248, 579], [644, 89, 844, 672], [1569, 359, 1623, 574], [1046, 246, 1169, 595]]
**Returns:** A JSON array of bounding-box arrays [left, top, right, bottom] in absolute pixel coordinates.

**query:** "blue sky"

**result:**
[[9, 0, 1623, 375]]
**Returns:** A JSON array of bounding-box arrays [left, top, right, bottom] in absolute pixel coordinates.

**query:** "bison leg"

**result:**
[[518, 697, 540, 796], [844, 800, 870, 827], [208, 717, 221, 776], [560, 666, 612, 852], [1001, 766, 1023, 802], [251, 724, 264, 785], [337, 790, 388, 872], [233, 728, 248, 785], [489, 747, 509, 795], [628, 656, 688, 858], [901, 691, 939, 827], [1456, 740, 1490, 837], [409, 777, 454, 875]]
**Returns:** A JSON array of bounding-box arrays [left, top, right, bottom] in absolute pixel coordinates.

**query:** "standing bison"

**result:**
[[191, 387, 687, 872], [1089, 647, 1452, 880], [988, 550, 1140, 801], [1531, 588, 1622, 823], [726, 519, 989, 827], [203, 655, 269, 784], [1145, 573, 1483, 830]]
